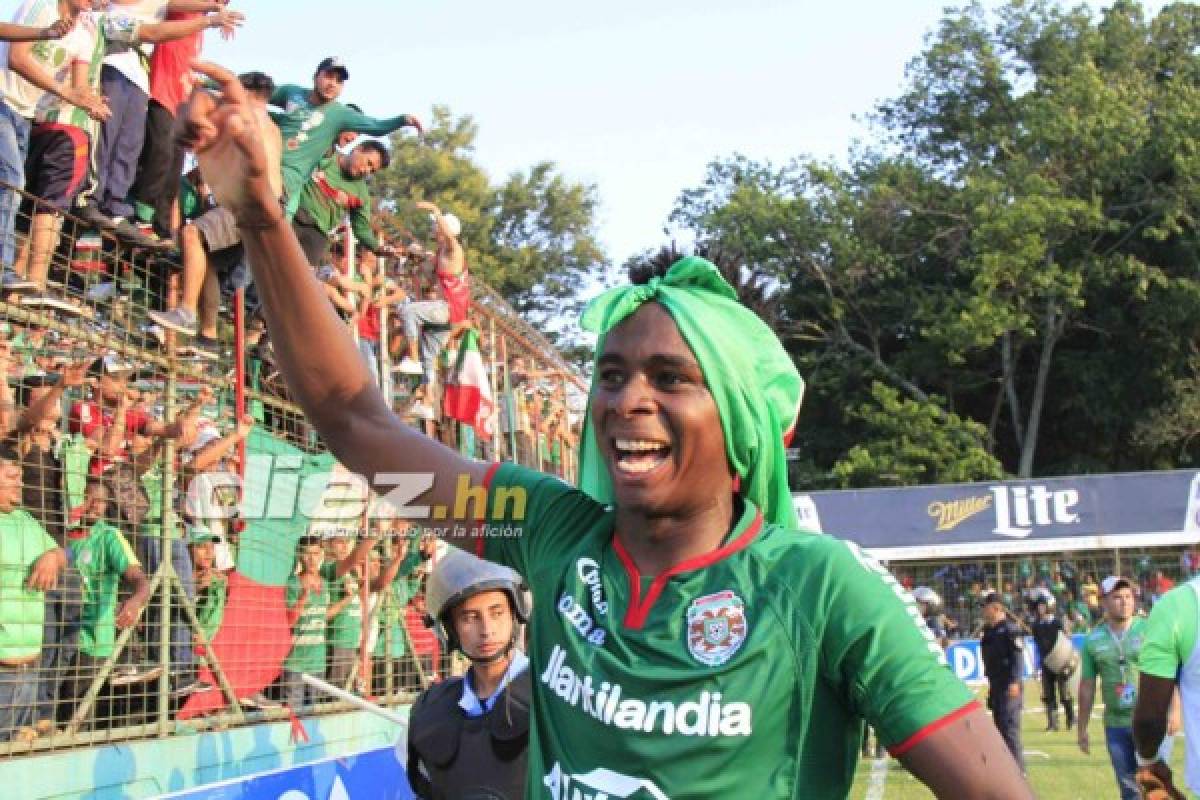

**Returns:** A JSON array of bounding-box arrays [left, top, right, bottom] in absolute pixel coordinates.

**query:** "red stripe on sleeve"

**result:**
[[887, 700, 981, 758], [474, 463, 503, 558]]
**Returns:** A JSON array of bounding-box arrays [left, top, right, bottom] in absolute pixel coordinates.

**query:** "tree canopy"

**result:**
[[373, 105, 609, 344], [669, 0, 1200, 487]]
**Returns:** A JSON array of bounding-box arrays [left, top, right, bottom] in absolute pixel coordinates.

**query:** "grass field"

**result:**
[[848, 681, 1189, 799]]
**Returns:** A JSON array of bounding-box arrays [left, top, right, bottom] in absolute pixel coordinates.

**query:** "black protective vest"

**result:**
[[406, 667, 530, 800]]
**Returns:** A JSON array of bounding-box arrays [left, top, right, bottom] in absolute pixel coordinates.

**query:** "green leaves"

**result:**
[[674, 1, 1200, 485], [372, 105, 608, 343]]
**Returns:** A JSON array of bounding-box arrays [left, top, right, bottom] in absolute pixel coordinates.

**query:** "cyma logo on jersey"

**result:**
[[540, 645, 752, 736]]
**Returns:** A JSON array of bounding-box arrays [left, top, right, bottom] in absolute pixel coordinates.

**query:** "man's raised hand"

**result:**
[[177, 61, 279, 229]]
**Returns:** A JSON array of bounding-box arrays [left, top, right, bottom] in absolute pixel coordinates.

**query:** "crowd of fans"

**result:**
[[899, 556, 1196, 640], [0, 1, 580, 749]]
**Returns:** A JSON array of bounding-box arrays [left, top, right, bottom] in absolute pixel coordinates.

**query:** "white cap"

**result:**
[[186, 420, 222, 454], [431, 212, 461, 238], [1101, 575, 1132, 596]]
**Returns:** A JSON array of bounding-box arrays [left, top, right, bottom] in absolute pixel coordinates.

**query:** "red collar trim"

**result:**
[[613, 503, 764, 630]]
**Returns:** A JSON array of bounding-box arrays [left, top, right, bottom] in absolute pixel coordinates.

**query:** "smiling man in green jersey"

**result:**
[[178, 63, 1033, 799]]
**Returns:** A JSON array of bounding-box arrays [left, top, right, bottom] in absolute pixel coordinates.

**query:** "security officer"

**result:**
[[981, 591, 1026, 772], [1031, 592, 1075, 731], [406, 549, 530, 800]]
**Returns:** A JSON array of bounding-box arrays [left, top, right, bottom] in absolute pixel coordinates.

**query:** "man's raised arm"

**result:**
[[176, 62, 489, 535]]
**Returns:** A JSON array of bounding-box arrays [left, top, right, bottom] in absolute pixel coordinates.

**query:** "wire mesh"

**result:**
[[1, 183, 591, 756]]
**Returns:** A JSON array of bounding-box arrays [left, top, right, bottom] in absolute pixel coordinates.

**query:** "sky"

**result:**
[[206, 0, 1167, 266]]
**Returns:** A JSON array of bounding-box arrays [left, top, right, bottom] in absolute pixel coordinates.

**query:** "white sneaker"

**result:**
[[22, 292, 82, 316], [395, 357, 423, 376], [148, 307, 198, 336], [1, 270, 37, 292]]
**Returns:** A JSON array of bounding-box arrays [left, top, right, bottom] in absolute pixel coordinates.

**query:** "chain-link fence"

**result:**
[[0, 183, 574, 757]]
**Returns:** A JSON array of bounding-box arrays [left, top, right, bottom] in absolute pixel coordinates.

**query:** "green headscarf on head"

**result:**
[[578, 256, 804, 529]]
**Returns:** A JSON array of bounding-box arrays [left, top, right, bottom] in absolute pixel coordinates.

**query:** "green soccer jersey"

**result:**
[[268, 85, 410, 216], [0, 509, 58, 661], [70, 520, 139, 658], [477, 463, 974, 800], [296, 153, 379, 251], [321, 561, 363, 651], [196, 572, 227, 643], [285, 574, 329, 674], [1139, 584, 1199, 680], [1081, 616, 1149, 729]]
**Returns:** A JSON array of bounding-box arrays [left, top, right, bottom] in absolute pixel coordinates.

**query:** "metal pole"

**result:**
[[233, 286, 246, 470], [300, 673, 407, 726], [158, 273, 180, 738]]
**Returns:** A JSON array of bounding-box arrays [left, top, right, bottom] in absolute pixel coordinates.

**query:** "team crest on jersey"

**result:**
[[686, 590, 747, 666]]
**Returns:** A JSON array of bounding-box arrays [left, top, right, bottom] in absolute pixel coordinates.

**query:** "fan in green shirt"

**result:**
[[268, 57, 421, 218], [0, 445, 67, 665], [189, 529, 226, 646], [293, 141, 397, 264], [284, 536, 331, 677], [69, 482, 150, 660]]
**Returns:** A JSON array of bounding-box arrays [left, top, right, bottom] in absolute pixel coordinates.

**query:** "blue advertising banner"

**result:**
[[161, 744, 412, 800], [946, 635, 1086, 685], [793, 469, 1200, 560]]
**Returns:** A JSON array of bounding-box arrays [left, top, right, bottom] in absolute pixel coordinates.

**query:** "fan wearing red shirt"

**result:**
[[68, 356, 196, 475]]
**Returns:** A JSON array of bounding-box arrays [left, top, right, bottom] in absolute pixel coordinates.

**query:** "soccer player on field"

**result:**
[[177, 62, 1033, 800]]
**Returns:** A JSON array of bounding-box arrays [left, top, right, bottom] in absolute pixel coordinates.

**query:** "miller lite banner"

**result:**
[[793, 470, 1200, 561]]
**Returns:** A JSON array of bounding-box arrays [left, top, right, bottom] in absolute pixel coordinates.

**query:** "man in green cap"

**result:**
[[176, 62, 1033, 799]]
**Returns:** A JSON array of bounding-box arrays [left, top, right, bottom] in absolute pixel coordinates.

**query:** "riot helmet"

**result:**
[[426, 549, 528, 664], [912, 586, 942, 613]]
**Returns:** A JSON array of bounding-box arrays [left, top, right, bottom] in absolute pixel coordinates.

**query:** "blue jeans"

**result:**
[[0, 662, 38, 741], [94, 65, 148, 219], [135, 535, 195, 675], [0, 102, 31, 269], [400, 300, 451, 385], [36, 572, 83, 723], [1104, 726, 1139, 800]]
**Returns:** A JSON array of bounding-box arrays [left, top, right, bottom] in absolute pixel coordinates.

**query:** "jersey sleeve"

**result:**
[[814, 539, 976, 754], [1081, 638, 1097, 679], [349, 201, 380, 252], [1139, 585, 1198, 680], [268, 84, 298, 109], [341, 107, 413, 136], [474, 462, 606, 581], [64, 23, 95, 66]]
